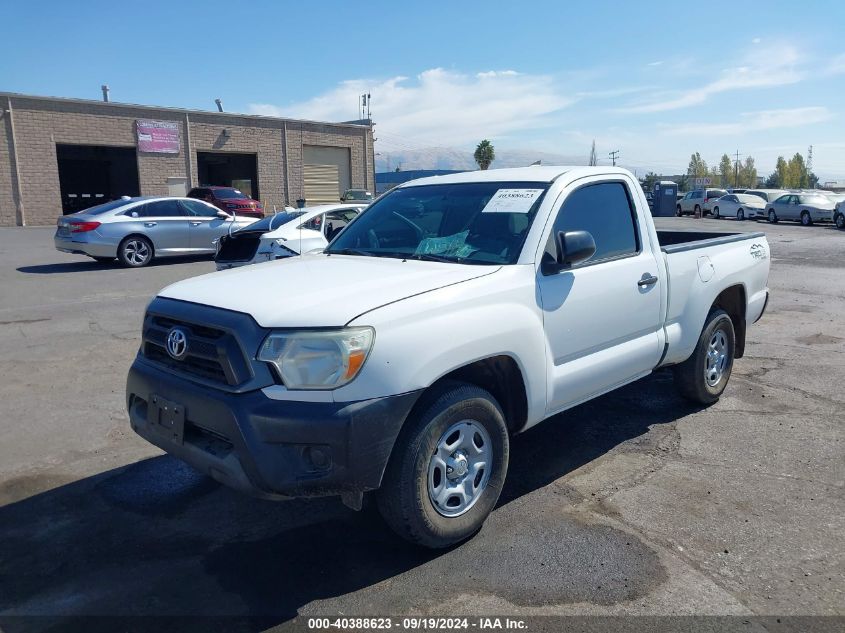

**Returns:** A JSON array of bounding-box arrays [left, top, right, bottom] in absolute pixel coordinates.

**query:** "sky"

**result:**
[[2, 0, 844, 180]]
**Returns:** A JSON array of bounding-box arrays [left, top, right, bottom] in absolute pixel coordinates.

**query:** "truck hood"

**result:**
[[158, 254, 498, 327]]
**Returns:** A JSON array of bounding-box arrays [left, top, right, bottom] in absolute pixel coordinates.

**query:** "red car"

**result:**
[[187, 186, 264, 218]]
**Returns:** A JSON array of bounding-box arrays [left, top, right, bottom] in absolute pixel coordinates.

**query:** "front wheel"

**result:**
[[694, 204, 702, 216], [800, 211, 813, 226], [736, 208, 745, 221], [713, 206, 720, 219], [674, 309, 735, 405], [377, 382, 509, 548], [768, 209, 778, 224]]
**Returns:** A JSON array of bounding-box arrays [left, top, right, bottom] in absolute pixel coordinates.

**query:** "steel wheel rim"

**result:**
[[125, 240, 150, 265], [427, 420, 492, 518], [705, 329, 729, 387]]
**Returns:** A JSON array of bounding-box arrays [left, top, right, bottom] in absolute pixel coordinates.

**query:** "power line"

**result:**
[[608, 150, 620, 166]]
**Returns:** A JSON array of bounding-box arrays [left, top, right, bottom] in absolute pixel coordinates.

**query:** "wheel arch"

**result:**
[[710, 284, 746, 358]]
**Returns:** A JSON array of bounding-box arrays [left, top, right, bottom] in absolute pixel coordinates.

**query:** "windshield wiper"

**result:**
[[412, 253, 461, 263], [328, 248, 374, 257]]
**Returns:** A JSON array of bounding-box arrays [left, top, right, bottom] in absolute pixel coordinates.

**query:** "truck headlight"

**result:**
[[257, 328, 374, 389]]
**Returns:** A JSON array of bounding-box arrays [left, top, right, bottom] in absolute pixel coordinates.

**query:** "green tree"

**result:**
[[641, 171, 660, 191], [687, 152, 709, 178], [764, 172, 779, 188], [787, 153, 808, 188], [719, 154, 733, 188], [775, 156, 789, 188], [740, 156, 757, 188], [474, 140, 495, 170]]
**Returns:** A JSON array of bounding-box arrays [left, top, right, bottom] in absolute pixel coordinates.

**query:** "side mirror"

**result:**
[[542, 230, 596, 275], [216, 210, 231, 219]]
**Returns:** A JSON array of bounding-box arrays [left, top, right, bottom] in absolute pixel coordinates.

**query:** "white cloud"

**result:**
[[751, 37, 761, 44], [249, 68, 574, 146], [647, 61, 664, 67], [622, 44, 803, 113], [663, 106, 833, 136]]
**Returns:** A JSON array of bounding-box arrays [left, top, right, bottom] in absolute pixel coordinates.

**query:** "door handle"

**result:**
[[144, 222, 157, 227], [638, 273, 659, 287], [190, 221, 202, 226]]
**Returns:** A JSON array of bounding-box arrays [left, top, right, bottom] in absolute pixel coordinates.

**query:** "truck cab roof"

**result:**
[[399, 166, 632, 188]]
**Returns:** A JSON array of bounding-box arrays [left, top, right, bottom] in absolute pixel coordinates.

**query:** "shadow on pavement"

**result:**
[[16, 256, 212, 275], [0, 370, 698, 629]]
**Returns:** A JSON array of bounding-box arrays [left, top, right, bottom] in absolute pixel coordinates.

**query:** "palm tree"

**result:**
[[474, 140, 495, 170]]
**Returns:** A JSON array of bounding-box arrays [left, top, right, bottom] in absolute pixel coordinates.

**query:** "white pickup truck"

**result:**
[[127, 166, 770, 548]]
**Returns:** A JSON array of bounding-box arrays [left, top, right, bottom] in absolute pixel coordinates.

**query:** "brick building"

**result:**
[[0, 92, 375, 226]]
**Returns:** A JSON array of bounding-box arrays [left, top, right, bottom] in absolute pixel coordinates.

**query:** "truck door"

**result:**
[[537, 179, 663, 414]]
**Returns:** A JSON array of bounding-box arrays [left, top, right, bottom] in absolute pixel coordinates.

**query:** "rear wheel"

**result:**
[[674, 309, 735, 405], [377, 382, 509, 548], [118, 236, 154, 267], [768, 209, 778, 224], [736, 208, 745, 221], [676, 205, 683, 217], [800, 211, 813, 226], [713, 206, 720, 219], [836, 213, 845, 230]]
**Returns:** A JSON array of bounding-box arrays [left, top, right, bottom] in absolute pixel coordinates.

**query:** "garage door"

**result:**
[[303, 164, 340, 204]]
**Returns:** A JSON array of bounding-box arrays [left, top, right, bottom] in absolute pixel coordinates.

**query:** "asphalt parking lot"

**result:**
[[0, 218, 842, 629]]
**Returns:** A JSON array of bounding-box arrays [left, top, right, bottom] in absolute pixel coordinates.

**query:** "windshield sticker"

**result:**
[[481, 188, 544, 213], [414, 231, 469, 256]]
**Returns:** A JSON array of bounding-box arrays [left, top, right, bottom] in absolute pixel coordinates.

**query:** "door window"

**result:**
[[546, 182, 639, 265], [180, 199, 218, 217], [145, 199, 185, 217]]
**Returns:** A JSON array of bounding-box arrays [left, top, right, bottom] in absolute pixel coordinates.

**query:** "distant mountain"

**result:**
[[374, 147, 588, 172]]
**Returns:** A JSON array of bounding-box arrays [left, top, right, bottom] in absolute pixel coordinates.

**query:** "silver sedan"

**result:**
[[765, 193, 836, 226], [54, 196, 258, 267]]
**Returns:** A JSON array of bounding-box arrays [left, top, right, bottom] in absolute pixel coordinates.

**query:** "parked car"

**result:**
[[54, 196, 257, 267], [215, 203, 368, 270], [727, 188, 747, 194], [127, 166, 770, 548], [341, 189, 374, 202], [744, 189, 788, 212], [187, 186, 264, 219], [766, 193, 836, 225], [833, 201, 845, 230], [676, 188, 727, 216], [710, 193, 767, 221]]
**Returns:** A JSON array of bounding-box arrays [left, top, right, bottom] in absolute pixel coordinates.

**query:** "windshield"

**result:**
[[77, 199, 135, 215], [234, 211, 304, 234], [326, 181, 549, 265], [345, 190, 373, 200], [736, 194, 763, 203], [213, 188, 248, 199]]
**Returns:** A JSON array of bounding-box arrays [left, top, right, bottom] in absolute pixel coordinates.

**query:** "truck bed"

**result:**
[[656, 230, 765, 254]]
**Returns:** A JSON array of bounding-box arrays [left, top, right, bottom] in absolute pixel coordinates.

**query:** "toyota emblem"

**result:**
[[166, 327, 189, 360]]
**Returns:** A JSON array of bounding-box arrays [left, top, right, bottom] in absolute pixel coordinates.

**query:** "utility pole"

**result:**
[[608, 150, 620, 166], [734, 149, 741, 188]]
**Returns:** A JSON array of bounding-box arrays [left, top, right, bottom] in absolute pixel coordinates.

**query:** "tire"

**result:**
[[673, 309, 735, 405], [768, 209, 778, 224], [800, 211, 813, 226], [118, 235, 154, 267], [836, 213, 845, 230], [736, 208, 745, 221], [694, 204, 701, 216], [713, 206, 720, 219], [676, 205, 683, 217], [377, 382, 509, 548]]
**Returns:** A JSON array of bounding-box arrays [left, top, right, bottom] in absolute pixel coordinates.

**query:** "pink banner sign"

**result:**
[[136, 119, 180, 153]]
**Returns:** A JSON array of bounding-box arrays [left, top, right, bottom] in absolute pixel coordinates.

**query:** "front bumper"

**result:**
[[127, 357, 421, 499]]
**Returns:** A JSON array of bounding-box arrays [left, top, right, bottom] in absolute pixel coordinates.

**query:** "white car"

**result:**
[[128, 166, 769, 548], [214, 203, 368, 270], [710, 193, 767, 221], [766, 193, 836, 225]]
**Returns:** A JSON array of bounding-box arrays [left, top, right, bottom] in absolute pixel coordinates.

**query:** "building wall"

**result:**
[[0, 93, 374, 226]]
